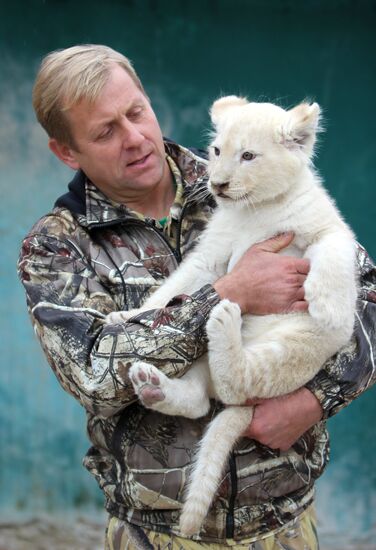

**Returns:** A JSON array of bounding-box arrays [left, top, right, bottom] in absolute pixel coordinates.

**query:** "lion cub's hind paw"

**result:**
[[129, 362, 166, 407]]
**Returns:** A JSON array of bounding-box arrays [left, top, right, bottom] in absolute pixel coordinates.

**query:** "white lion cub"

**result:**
[[107, 97, 358, 536]]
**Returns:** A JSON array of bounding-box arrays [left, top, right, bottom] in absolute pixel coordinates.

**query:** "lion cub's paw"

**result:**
[[129, 362, 167, 407], [206, 299, 242, 341], [305, 277, 351, 330], [105, 309, 139, 325]]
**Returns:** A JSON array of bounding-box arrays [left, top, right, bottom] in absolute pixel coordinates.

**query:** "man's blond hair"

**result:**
[[32, 44, 146, 147]]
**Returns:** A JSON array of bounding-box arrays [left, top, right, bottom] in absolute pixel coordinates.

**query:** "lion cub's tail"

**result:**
[[179, 406, 254, 536]]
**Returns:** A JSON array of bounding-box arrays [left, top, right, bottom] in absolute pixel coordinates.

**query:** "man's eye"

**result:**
[[242, 151, 255, 161], [213, 147, 220, 156], [97, 127, 113, 140], [129, 108, 143, 120]]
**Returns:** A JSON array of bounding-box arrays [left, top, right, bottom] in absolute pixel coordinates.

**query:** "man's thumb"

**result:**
[[259, 232, 295, 253]]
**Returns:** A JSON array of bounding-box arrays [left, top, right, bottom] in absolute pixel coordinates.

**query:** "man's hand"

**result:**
[[243, 388, 323, 451], [213, 232, 310, 315]]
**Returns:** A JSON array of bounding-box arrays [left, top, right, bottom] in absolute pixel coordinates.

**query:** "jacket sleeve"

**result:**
[[306, 244, 376, 418], [18, 219, 220, 419]]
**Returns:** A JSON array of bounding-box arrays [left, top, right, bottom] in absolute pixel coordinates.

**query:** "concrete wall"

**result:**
[[1, 0, 375, 545]]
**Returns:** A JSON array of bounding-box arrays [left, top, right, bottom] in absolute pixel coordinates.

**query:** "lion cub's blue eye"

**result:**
[[213, 147, 220, 156], [242, 151, 255, 161]]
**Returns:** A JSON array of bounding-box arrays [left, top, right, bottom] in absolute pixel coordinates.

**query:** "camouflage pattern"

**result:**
[[18, 140, 376, 543], [106, 505, 318, 549], [306, 244, 376, 415]]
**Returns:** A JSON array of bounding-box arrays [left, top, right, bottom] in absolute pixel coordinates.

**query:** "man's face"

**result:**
[[51, 64, 168, 202]]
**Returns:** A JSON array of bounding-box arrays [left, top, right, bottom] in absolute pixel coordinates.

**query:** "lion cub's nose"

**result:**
[[211, 181, 230, 193]]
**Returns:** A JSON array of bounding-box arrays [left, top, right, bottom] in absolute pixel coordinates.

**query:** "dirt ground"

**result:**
[[0, 515, 107, 550], [0, 516, 374, 550]]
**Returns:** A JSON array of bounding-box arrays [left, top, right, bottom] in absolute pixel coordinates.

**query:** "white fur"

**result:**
[[108, 97, 358, 536]]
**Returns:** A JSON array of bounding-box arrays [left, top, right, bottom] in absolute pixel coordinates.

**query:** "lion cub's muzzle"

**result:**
[[210, 181, 230, 197]]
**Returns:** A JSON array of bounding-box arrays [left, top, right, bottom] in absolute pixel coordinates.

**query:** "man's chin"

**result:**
[[123, 161, 167, 189]]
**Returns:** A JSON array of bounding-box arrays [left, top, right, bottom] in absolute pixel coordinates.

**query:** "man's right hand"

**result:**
[[213, 232, 310, 315]]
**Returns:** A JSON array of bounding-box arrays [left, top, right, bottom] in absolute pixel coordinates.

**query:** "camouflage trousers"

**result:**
[[106, 505, 319, 550]]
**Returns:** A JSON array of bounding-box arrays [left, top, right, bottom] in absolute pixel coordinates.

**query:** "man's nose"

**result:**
[[120, 118, 145, 148]]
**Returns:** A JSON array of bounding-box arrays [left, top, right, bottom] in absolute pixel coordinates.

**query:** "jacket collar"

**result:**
[[54, 140, 208, 229]]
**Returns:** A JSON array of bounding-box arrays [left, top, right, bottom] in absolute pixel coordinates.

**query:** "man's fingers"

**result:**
[[296, 258, 310, 275], [296, 286, 305, 300], [257, 232, 295, 253], [244, 398, 264, 406], [253, 235, 310, 276], [297, 274, 307, 287], [289, 300, 309, 313], [286, 274, 306, 287]]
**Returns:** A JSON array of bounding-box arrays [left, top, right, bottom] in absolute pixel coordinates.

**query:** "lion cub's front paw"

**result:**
[[206, 299, 242, 342], [304, 277, 351, 330], [105, 309, 139, 325]]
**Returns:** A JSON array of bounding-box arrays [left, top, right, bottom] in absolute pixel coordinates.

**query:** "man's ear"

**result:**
[[49, 138, 80, 170]]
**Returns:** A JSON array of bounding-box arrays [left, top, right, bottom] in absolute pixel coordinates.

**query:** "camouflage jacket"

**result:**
[[18, 140, 376, 543]]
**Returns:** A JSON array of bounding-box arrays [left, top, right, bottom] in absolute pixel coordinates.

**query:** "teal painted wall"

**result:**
[[1, 0, 375, 544]]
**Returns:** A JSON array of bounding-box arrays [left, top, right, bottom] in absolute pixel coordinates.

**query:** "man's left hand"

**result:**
[[243, 387, 323, 451]]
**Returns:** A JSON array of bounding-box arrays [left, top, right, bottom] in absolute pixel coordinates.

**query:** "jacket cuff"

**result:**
[[305, 371, 345, 420], [165, 283, 221, 322], [191, 284, 222, 320]]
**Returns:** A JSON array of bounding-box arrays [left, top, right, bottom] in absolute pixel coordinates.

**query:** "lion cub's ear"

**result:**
[[282, 102, 322, 157], [210, 95, 248, 126]]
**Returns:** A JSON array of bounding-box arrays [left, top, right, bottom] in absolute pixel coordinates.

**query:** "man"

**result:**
[[18, 45, 376, 549]]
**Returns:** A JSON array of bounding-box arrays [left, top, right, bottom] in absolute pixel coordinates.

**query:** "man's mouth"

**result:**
[[127, 152, 152, 167]]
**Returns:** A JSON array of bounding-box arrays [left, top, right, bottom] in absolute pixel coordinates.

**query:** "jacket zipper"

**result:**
[[226, 452, 237, 539], [174, 201, 189, 263]]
